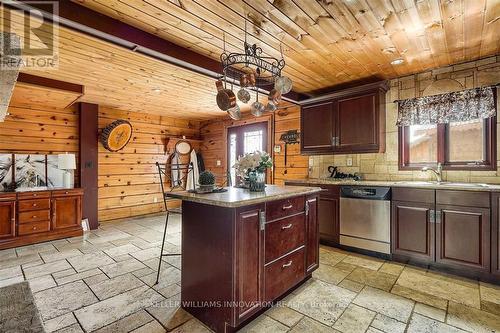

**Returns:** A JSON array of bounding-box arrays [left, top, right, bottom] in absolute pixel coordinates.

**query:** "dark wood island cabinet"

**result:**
[[168, 185, 321, 333]]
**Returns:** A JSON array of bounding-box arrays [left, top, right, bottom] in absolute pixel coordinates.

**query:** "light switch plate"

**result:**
[[216, 160, 222, 166], [346, 157, 353, 166]]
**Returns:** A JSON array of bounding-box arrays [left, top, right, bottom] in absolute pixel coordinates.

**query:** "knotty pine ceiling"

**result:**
[[73, 0, 500, 95]]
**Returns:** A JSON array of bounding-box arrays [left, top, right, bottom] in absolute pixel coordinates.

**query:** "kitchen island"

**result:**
[[168, 185, 322, 333]]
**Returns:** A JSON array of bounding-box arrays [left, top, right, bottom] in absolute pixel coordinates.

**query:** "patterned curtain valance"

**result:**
[[396, 86, 496, 126]]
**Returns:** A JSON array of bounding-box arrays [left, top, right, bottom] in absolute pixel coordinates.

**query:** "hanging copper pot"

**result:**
[[216, 80, 236, 111]]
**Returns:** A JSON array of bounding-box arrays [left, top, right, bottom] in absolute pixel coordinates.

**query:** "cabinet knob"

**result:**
[[33, 194, 37, 197], [32, 216, 37, 219], [281, 223, 293, 230], [33, 203, 37, 207], [65, 191, 69, 194], [282, 204, 293, 210], [32, 226, 37, 230], [282, 261, 293, 268]]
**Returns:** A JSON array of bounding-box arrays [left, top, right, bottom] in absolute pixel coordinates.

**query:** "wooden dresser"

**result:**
[[0, 189, 83, 250]]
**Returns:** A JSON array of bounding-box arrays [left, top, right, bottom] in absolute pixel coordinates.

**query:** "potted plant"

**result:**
[[233, 151, 273, 192], [198, 170, 216, 193]]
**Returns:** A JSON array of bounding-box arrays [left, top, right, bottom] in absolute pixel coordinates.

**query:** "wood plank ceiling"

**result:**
[[3, 7, 226, 119], [73, 0, 500, 95]]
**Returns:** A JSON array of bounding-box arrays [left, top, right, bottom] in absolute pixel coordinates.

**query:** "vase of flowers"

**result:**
[[233, 151, 273, 192]]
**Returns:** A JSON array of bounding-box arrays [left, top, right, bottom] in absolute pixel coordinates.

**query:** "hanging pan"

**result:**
[[216, 80, 236, 111]]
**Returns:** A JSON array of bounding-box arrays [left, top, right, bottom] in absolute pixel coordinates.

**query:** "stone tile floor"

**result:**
[[0, 213, 499, 333]]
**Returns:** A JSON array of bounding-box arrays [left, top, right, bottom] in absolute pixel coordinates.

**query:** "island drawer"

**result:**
[[265, 214, 305, 263], [264, 247, 305, 301], [18, 199, 50, 212], [266, 196, 305, 221], [18, 220, 50, 236], [18, 210, 51, 224]]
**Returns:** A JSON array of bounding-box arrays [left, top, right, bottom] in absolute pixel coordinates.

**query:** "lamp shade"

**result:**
[[58, 153, 76, 170]]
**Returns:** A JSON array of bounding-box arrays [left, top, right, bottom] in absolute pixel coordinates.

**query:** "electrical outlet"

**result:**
[[216, 160, 221, 166], [154, 197, 158, 203], [346, 157, 353, 166]]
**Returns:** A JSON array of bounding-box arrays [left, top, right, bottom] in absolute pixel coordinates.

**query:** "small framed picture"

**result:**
[[0, 154, 14, 191]]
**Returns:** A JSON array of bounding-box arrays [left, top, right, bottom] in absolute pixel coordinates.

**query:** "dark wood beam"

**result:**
[[17, 73, 84, 94], [78, 102, 99, 230]]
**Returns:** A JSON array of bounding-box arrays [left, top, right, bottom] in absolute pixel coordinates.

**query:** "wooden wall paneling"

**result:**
[[97, 107, 201, 221], [79, 102, 99, 229], [200, 104, 309, 187]]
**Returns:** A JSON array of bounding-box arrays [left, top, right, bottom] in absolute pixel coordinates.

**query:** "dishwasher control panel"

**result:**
[[340, 186, 391, 200]]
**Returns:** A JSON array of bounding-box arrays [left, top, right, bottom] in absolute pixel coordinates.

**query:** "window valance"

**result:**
[[396, 86, 496, 126]]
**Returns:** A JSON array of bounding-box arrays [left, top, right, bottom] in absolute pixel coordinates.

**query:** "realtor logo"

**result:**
[[0, 0, 59, 70]]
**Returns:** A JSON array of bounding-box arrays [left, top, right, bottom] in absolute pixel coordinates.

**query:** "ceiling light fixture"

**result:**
[[152, 88, 161, 93], [391, 58, 404, 65]]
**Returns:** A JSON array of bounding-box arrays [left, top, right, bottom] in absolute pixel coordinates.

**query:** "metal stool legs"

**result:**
[[155, 210, 181, 285]]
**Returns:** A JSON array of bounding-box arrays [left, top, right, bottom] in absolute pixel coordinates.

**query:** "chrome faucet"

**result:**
[[422, 163, 443, 183]]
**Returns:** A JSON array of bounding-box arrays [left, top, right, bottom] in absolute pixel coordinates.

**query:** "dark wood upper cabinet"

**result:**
[[492, 193, 500, 277], [301, 101, 334, 153], [300, 81, 388, 155]]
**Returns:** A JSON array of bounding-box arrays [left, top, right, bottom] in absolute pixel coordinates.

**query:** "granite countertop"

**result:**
[[167, 185, 322, 208], [286, 178, 500, 192]]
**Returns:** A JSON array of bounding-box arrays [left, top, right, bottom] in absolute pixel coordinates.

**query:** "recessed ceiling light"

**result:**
[[391, 58, 404, 65], [152, 88, 161, 93]]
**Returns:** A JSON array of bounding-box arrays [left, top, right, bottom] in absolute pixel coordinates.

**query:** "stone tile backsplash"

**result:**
[[309, 56, 500, 184]]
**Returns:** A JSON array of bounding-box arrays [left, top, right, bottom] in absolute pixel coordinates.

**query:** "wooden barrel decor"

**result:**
[[100, 119, 133, 152]]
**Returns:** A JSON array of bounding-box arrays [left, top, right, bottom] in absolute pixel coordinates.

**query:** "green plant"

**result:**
[[198, 170, 215, 185]]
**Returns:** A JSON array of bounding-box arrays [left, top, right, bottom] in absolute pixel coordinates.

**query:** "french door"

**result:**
[[228, 122, 268, 186]]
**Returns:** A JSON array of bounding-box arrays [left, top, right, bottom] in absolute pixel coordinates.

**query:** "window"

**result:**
[[399, 118, 496, 170]]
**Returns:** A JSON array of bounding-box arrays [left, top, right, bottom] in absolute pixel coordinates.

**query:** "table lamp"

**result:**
[[58, 153, 76, 189]]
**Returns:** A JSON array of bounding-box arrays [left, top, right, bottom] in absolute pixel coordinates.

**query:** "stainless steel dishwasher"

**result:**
[[339, 186, 391, 254]]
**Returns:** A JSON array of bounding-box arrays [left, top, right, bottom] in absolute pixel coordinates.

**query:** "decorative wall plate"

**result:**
[[100, 119, 133, 152]]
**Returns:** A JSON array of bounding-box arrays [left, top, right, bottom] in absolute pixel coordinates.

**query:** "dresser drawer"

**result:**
[[18, 199, 50, 212], [265, 214, 305, 263], [264, 247, 305, 301], [266, 196, 305, 221], [18, 220, 50, 236], [52, 189, 84, 198], [18, 210, 50, 224], [17, 191, 50, 200]]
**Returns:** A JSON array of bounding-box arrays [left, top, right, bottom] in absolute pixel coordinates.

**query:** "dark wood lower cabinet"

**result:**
[[436, 205, 491, 272], [0, 197, 16, 239], [181, 194, 319, 333], [0, 189, 84, 250], [236, 206, 263, 322], [391, 201, 434, 263], [52, 195, 82, 230], [305, 195, 319, 273], [492, 193, 500, 277], [285, 182, 339, 245]]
